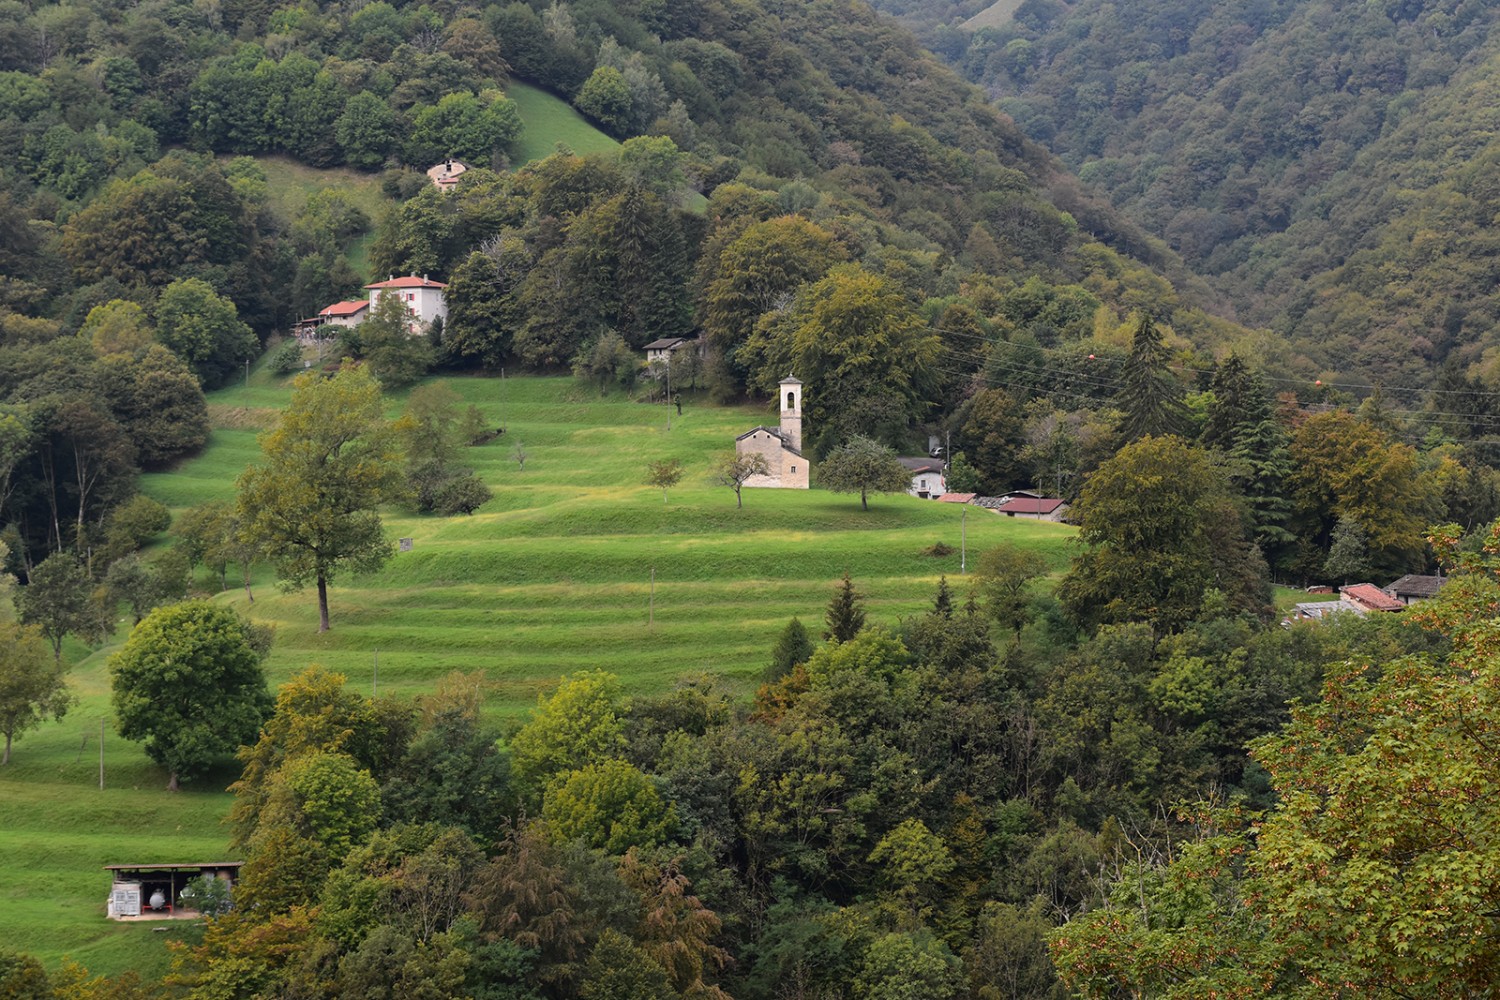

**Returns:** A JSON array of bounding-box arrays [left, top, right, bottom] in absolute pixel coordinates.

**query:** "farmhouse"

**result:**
[[365, 274, 449, 332], [897, 457, 946, 499], [427, 159, 468, 191], [1290, 582, 1407, 622], [317, 300, 368, 328], [643, 336, 698, 365], [105, 861, 242, 920], [736, 376, 809, 489]]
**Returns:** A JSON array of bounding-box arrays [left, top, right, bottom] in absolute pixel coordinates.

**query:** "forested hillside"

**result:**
[[876, 0, 1500, 386], [10, 0, 1500, 997], [0, 0, 1266, 573]]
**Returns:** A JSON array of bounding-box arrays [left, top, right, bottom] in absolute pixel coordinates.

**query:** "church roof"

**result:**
[[735, 426, 802, 456], [779, 375, 803, 385]]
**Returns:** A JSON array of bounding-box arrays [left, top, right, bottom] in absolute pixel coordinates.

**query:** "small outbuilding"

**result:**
[[1383, 574, 1447, 605], [992, 496, 1069, 521], [105, 862, 243, 920]]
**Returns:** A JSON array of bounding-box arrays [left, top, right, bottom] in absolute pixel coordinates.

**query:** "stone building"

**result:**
[[735, 376, 810, 489]]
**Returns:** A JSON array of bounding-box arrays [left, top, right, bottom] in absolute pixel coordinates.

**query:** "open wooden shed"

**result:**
[[104, 861, 243, 920]]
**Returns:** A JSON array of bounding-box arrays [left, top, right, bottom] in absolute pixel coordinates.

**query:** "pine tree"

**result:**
[[825, 572, 866, 642], [1116, 314, 1189, 442], [932, 576, 953, 618], [1201, 353, 1259, 450], [766, 618, 813, 682]]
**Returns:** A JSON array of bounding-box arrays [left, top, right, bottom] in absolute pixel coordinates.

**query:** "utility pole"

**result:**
[[500, 368, 506, 434], [244, 358, 250, 387], [961, 506, 967, 574], [98, 717, 104, 791], [665, 362, 672, 431]]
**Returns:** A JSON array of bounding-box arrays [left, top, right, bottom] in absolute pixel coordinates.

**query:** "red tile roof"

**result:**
[[996, 497, 1065, 515], [937, 493, 976, 503], [319, 300, 369, 317], [365, 275, 448, 289], [1340, 583, 1404, 612]]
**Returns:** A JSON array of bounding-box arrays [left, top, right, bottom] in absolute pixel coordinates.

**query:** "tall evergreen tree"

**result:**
[[766, 618, 813, 681], [1201, 353, 1259, 451], [1116, 314, 1189, 442], [825, 572, 866, 642]]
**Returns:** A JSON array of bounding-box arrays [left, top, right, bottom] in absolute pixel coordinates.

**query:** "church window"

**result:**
[[786, 391, 796, 409]]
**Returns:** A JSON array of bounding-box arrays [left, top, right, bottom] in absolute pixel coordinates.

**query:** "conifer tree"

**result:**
[[1116, 314, 1189, 442], [932, 576, 953, 618], [825, 572, 866, 642], [766, 618, 813, 681], [1201, 353, 1258, 451]]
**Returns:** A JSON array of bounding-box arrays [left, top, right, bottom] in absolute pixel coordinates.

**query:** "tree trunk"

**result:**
[[242, 564, 254, 603], [167, 771, 179, 792], [317, 574, 330, 632], [861, 488, 869, 511], [736, 486, 743, 509], [3, 730, 11, 765]]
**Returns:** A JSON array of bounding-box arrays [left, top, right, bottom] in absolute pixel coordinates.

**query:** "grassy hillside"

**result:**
[[0, 370, 1075, 976], [506, 81, 621, 164]]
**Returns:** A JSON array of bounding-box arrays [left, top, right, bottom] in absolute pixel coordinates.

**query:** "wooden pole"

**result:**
[[961, 506, 967, 574], [99, 717, 104, 791]]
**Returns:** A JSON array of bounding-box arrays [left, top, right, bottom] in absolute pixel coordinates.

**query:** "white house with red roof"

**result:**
[[366, 274, 448, 331]]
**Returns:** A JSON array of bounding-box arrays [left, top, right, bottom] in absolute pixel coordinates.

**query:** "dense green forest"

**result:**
[[873, 0, 1500, 390], [5, 0, 1500, 996]]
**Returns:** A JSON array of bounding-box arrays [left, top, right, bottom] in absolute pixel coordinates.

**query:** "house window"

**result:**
[[791, 465, 797, 472], [919, 479, 927, 489]]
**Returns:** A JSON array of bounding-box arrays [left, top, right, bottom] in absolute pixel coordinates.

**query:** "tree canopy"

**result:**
[[110, 600, 272, 790], [236, 366, 403, 632]]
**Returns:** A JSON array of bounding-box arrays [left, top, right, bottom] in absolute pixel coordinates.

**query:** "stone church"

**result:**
[[734, 376, 810, 489]]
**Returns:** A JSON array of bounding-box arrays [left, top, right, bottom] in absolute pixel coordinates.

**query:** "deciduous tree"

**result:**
[[643, 460, 683, 504], [110, 600, 272, 790], [818, 436, 911, 511], [16, 553, 109, 663], [155, 277, 258, 387], [0, 622, 73, 765], [236, 366, 403, 632], [714, 452, 769, 508], [1058, 435, 1270, 634]]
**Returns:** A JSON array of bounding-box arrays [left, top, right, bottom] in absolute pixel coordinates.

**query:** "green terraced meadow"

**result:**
[[0, 366, 1077, 975]]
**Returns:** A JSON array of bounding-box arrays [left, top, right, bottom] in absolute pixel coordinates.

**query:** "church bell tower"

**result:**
[[779, 376, 803, 453]]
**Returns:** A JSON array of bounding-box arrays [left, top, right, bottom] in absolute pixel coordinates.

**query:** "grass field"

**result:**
[[507, 81, 621, 164], [0, 369, 1076, 976]]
